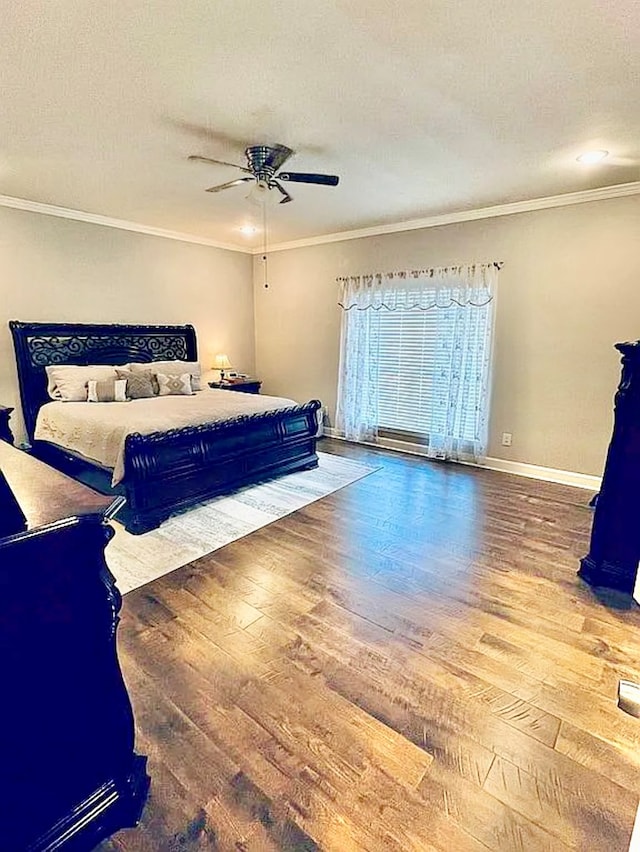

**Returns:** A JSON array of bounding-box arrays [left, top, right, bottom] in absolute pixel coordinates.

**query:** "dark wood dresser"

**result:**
[[580, 341, 640, 593], [0, 442, 149, 851]]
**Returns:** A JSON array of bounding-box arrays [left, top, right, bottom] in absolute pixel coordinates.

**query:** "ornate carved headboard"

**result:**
[[9, 321, 198, 441]]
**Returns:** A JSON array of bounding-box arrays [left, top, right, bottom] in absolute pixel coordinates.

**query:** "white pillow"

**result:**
[[45, 364, 118, 401], [129, 360, 202, 391], [157, 372, 193, 396]]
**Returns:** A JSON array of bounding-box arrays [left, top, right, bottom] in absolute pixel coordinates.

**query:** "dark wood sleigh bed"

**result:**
[[10, 321, 320, 534]]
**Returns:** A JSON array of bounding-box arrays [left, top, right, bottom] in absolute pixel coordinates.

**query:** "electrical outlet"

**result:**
[[501, 432, 512, 447]]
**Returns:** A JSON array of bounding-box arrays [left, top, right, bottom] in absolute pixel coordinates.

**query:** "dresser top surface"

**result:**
[[0, 442, 115, 529]]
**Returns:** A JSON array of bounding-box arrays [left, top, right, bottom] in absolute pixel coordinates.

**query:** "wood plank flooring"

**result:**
[[98, 439, 640, 851]]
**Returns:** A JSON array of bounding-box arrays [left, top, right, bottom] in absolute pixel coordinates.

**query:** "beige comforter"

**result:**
[[34, 389, 298, 485]]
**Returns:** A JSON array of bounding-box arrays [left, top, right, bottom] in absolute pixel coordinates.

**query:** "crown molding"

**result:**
[[254, 180, 640, 253], [0, 194, 250, 254], [2, 179, 639, 257]]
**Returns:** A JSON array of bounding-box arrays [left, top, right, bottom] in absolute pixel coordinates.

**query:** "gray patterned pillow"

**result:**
[[116, 369, 156, 399], [157, 372, 193, 396], [130, 360, 202, 391]]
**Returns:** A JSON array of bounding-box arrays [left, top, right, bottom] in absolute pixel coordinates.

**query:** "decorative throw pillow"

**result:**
[[87, 378, 128, 403], [124, 363, 160, 394], [46, 364, 118, 401], [115, 369, 156, 399], [130, 360, 202, 391], [156, 372, 193, 396]]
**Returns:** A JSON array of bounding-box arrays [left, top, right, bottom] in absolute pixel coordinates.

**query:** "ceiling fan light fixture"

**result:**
[[246, 179, 271, 207], [238, 224, 258, 236]]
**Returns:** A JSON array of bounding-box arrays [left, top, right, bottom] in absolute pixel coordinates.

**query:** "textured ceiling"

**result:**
[[2, 0, 639, 248]]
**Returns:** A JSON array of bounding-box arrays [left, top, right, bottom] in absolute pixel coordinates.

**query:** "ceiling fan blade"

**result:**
[[277, 171, 339, 186], [273, 180, 293, 204], [205, 177, 254, 193], [189, 155, 251, 173], [263, 144, 294, 171]]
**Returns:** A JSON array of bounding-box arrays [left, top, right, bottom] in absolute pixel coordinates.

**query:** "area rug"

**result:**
[[105, 452, 377, 594]]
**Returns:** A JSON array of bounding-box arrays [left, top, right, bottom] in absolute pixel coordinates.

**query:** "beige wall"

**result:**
[[1, 206, 254, 442], [254, 194, 640, 476], [3, 196, 638, 477]]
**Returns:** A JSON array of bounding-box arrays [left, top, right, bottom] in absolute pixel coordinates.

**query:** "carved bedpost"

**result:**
[[579, 341, 640, 593]]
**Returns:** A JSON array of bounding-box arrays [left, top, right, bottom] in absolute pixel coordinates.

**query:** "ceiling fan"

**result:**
[[188, 144, 340, 204]]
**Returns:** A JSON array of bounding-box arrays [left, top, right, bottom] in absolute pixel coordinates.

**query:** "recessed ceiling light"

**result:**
[[576, 150, 609, 165], [238, 225, 258, 236]]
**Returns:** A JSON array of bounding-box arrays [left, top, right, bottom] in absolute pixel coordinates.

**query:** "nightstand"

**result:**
[[208, 379, 262, 395], [0, 406, 14, 444]]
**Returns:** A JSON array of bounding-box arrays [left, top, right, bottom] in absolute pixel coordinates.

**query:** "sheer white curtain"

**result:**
[[336, 263, 499, 462]]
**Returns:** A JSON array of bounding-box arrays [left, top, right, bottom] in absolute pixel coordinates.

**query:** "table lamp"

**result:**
[[214, 353, 232, 382]]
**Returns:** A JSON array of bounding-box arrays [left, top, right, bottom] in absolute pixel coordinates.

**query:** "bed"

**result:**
[[10, 321, 321, 534]]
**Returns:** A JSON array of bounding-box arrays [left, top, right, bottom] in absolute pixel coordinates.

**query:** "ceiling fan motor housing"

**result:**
[[245, 145, 294, 182]]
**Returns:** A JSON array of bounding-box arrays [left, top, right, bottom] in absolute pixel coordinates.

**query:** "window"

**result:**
[[336, 264, 498, 462]]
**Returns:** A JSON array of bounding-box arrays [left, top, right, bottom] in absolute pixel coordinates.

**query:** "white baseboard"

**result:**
[[481, 456, 601, 491], [322, 428, 601, 492]]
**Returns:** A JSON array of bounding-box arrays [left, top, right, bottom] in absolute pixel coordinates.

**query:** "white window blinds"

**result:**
[[371, 308, 438, 439], [370, 302, 491, 443]]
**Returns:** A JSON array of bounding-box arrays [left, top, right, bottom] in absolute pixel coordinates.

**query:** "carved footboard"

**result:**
[[122, 400, 321, 533]]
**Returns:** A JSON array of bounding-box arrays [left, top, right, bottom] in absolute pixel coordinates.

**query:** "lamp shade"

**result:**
[[213, 353, 232, 370]]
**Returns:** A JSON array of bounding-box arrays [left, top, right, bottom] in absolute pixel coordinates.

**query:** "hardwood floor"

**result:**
[[98, 438, 640, 851]]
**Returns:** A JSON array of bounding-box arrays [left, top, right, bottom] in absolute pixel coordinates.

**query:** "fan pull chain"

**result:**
[[262, 200, 269, 289]]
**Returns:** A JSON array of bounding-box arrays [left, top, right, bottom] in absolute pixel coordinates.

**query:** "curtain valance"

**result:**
[[337, 262, 500, 311]]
